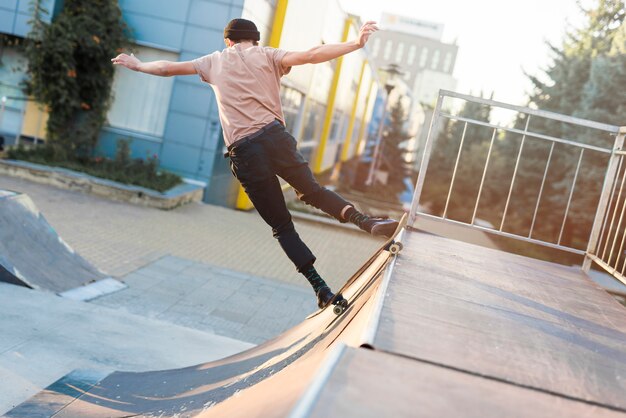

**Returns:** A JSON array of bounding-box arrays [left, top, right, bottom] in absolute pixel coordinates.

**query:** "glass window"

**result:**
[[431, 50, 440, 70], [301, 100, 324, 142], [383, 40, 392, 60], [419, 47, 428, 68], [280, 86, 303, 131], [443, 52, 453, 73], [395, 42, 405, 63], [107, 45, 178, 136], [329, 111, 343, 143], [372, 38, 381, 57], [407, 45, 417, 65]]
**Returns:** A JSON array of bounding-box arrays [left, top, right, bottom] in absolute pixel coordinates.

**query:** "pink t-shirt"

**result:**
[[192, 44, 292, 146]]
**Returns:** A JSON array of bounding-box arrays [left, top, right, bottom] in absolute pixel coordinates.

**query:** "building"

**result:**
[[371, 12, 458, 107], [0, 0, 382, 209], [368, 12, 459, 169]]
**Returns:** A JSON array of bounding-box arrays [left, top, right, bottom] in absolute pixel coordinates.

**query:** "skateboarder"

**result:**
[[112, 18, 399, 309]]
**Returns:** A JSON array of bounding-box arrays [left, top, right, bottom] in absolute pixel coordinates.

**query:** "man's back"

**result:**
[[192, 44, 290, 145]]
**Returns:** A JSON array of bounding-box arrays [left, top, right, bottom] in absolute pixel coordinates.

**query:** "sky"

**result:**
[[338, 0, 587, 108]]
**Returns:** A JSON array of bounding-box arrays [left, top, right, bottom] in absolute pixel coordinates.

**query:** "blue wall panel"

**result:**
[[124, 12, 185, 51], [188, 0, 231, 29], [169, 80, 214, 118], [13, 12, 30, 36], [160, 141, 201, 174], [118, 0, 190, 23], [0, 9, 14, 33], [201, 120, 223, 152], [163, 112, 208, 148], [1, 0, 58, 36], [182, 26, 224, 54]]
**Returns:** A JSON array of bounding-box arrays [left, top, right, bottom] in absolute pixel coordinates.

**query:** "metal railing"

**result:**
[[409, 90, 625, 284]]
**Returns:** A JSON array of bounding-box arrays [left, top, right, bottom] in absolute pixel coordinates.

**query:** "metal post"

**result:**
[[583, 127, 626, 271], [558, 148, 584, 245], [443, 122, 468, 219], [529, 142, 555, 238], [500, 116, 530, 231], [409, 92, 444, 225], [471, 127, 497, 225]]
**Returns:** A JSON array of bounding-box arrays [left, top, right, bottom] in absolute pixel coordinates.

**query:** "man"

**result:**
[[112, 18, 399, 309]]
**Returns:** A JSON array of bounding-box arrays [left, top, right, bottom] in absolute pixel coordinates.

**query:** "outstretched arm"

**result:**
[[281, 21, 378, 68], [111, 53, 196, 77]]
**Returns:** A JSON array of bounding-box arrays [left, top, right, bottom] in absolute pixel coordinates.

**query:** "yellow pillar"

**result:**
[[340, 60, 367, 162], [312, 17, 352, 174], [236, 0, 289, 210], [355, 79, 376, 156]]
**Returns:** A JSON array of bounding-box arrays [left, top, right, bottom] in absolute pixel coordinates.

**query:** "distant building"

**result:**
[[369, 12, 459, 168], [371, 12, 458, 107]]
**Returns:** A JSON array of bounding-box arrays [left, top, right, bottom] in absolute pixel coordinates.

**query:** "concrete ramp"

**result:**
[[0, 190, 125, 299]]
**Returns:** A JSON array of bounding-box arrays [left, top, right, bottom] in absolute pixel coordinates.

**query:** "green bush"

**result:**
[[7, 142, 182, 193]]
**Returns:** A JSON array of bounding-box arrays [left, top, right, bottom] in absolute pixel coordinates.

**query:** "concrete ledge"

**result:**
[[0, 159, 204, 210]]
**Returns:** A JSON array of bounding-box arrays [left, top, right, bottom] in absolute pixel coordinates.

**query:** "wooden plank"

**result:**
[[308, 348, 624, 418], [373, 231, 626, 411]]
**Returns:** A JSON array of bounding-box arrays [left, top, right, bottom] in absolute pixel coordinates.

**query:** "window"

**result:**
[[372, 38, 381, 57], [395, 42, 405, 63], [107, 46, 178, 136], [431, 50, 440, 70], [301, 100, 324, 142], [443, 52, 453, 73], [407, 45, 417, 65], [419, 47, 428, 68], [280, 86, 303, 132], [383, 40, 392, 60]]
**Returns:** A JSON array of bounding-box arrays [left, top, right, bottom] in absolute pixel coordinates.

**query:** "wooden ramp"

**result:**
[[5, 228, 626, 417], [307, 230, 626, 417]]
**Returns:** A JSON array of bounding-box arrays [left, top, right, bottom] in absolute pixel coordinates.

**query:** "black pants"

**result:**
[[228, 123, 351, 272]]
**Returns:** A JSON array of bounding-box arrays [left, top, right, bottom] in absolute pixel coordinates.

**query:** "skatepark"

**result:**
[[2, 185, 626, 417], [2, 89, 626, 417]]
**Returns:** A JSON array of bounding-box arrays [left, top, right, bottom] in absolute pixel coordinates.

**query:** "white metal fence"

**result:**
[[409, 90, 626, 284]]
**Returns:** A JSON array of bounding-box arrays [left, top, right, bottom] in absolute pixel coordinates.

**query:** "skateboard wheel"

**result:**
[[389, 242, 402, 254], [333, 305, 344, 315]]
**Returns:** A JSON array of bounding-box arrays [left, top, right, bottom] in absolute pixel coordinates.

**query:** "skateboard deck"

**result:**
[[307, 212, 409, 319]]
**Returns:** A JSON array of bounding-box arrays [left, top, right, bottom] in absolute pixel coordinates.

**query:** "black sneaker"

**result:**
[[316, 286, 336, 309], [360, 217, 399, 238]]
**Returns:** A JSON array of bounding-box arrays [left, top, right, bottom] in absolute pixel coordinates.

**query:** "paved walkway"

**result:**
[[92, 256, 317, 344], [0, 175, 380, 290]]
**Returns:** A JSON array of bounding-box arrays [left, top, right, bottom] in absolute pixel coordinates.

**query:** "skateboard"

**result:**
[[311, 212, 409, 318]]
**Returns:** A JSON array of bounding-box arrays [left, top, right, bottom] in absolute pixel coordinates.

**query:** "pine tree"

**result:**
[[373, 99, 412, 199], [522, 0, 625, 247]]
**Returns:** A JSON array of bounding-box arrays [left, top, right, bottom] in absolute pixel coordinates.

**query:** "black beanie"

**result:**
[[224, 18, 260, 41]]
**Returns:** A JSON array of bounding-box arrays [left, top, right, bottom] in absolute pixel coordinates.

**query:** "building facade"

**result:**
[[371, 12, 459, 107], [0, 0, 382, 209]]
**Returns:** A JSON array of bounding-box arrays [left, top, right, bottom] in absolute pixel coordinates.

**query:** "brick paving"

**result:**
[[1, 174, 382, 343], [0, 175, 380, 289]]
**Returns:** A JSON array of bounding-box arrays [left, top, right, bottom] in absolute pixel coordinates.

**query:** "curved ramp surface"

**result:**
[[8, 227, 626, 417], [5, 244, 394, 418], [0, 191, 121, 298]]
